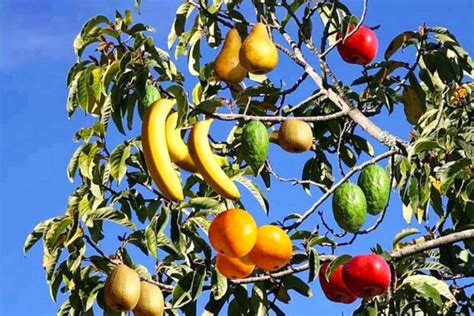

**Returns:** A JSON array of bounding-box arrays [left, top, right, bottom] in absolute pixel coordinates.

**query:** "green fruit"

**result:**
[[332, 183, 367, 233], [241, 121, 269, 174], [358, 164, 390, 215], [104, 264, 141, 312]]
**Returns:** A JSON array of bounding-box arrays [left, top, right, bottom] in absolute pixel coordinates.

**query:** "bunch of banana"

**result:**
[[141, 99, 240, 201]]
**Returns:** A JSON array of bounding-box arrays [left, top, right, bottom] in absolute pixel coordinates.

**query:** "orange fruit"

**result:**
[[208, 209, 257, 257], [216, 254, 255, 279], [248, 225, 293, 271]]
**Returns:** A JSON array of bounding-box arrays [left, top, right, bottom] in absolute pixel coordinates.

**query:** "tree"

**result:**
[[24, 0, 474, 315]]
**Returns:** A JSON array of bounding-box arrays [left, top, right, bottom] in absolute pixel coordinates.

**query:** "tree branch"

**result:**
[[233, 229, 474, 284], [203, 109, 348, 122], [391, 229, 474, 259], [274, 23, 409, 152]]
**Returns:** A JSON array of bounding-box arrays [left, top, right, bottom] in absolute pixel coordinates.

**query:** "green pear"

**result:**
[[104, 264, 141, 312], [133, 281, 165, 316]]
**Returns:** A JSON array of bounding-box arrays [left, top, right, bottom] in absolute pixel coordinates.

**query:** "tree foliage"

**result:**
[[25, 0, 473, 315]]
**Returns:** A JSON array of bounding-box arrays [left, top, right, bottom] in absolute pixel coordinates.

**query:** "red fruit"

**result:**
[[342, 254, 391, 298], [336, 25, 378, 65], [319, 263, 357, 304]]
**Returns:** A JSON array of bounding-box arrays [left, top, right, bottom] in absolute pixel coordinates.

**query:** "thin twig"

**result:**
[[285, 150, 397, 231]]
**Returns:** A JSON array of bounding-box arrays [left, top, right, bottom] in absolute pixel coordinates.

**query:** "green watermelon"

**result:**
[[358, 164, 390, 215], [332, 183, 367, 233]]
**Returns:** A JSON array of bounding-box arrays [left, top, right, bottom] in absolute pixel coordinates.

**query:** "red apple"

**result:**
[[319, 263, 357, 304], [336, 25, 378, 65], [342, 254, 391, 298]]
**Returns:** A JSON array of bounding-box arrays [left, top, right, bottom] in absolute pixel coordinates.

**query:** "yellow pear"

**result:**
[[278, 119, 313, 153], [133, 281, 165, 316], [104, 264, 141, 312], [239, 23, 278, 74], [214, 28, 248, 84]]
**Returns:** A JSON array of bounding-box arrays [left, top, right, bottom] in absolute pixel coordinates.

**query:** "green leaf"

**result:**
[[283, 275, 313, 297], [24, 217, 57, 255], [143, 84, 161, 108], [308, 248, 320, 283], [325, 254, 352, 281], [402, 202, 413, 224], [234, 175, 269, 215], [392, 228, 420, 249], [102, 61, 120, 91], [401, 275, 456, 306], [67, 70, 82, 118], [108, 143, 131, 183], [67, 144, 88, 182], [188, 30, 202, 76], [172, 271, 205, 307], [86, 207, 136, 230], [76, 67, 91, 111], [211, 268, 228, 301], [437, 158, 471, 194], [182, 197, 221, 209], [385, 31, 419, 60], [168, 3, 194, 49], [145, 217, 158, 258], [351, 135, 375, 156], [410, 137, 442, 157], [167, 85, 188, 125], [339, 145, 356, 167], [44, 217, 72, 251]]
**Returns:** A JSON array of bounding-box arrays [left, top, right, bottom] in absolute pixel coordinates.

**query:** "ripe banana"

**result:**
[[165, 111, 199, 173], [165, 111, 230, 172], [141, 99, 184, 201], [188, 119, 240, 200]]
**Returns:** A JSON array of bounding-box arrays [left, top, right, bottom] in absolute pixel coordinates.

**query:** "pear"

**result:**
[[104, 264, 141, 312], [214, 28, 248, 84], [133, 281, 165, 316], [240, 23, 278, 74], [278, 119, 313, 153]]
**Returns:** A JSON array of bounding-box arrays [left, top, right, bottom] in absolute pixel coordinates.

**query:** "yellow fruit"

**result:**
[[402, 85, 425, 125], [248, 225, 293, 271], [165, 111, 229, 172], [216, 254, 255, 279], [188, 119, 240, 199], [214, 28, 248, 84], [208, 209, 257, 258], [240, 23, 278, 74], [278, 119, 313, 153], [141, 99, 184, 201], [165, 111, 198, 173], [104, 265, 141, 312], [133, 281, 164, 316]]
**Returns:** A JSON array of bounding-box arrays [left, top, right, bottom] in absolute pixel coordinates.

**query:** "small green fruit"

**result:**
[[241, 120, 269, 174], [358, 164, 390, 215], [332, 183, 367, 233]]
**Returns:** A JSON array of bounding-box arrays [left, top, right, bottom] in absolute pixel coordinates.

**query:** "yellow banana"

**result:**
[[188, 119, 240, 200], [165, 111, 199, 173], [141, 99, 184, 201], [165, 111, 230, 172]]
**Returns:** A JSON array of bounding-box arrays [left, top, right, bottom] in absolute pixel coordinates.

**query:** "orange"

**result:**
[[208, 209, 257, 257], [216, 254, 255, 279], [248, 225, 293, 271]]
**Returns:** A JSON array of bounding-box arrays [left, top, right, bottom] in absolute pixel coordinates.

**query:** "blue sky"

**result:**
[[0, 0, 472, 315]]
